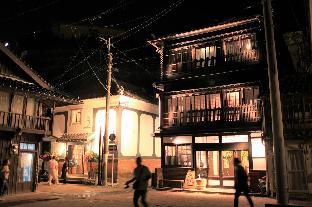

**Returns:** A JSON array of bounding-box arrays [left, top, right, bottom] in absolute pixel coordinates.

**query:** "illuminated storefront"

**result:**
[[162, 134, 265, 188]]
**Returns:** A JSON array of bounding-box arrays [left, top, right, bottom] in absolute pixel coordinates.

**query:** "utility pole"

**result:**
[[308, 0, 312, 59], [262, 0, 288, 205], [103, 37, 112, 186], [97, 129, 102, 185]]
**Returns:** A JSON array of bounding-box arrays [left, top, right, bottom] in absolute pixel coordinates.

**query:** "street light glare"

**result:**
[[4, 42, 9, 47]]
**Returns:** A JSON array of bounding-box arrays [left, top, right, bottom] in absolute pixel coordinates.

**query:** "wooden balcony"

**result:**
[[263, 101, 312, 139], [166, 50, 260, 78], [162, 103, 262, 131], [0, 111, 51, 134], [283, 103, 312, 130]]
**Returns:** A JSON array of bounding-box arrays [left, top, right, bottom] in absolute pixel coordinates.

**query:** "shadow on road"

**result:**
[[0, 197, 60, 206]]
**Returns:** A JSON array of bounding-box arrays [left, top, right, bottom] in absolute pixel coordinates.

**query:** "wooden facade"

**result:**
[[150, 15, 312, 196], [263, 76, 312, 195], [0, 42, 78, 194], [149, 16, 268, 190]]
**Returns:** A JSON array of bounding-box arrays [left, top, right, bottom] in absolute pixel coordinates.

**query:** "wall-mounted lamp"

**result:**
[[10, 141, 19, 155]]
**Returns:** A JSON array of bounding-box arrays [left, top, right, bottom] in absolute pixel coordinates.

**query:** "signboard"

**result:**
[[184, 170, 196, 189]]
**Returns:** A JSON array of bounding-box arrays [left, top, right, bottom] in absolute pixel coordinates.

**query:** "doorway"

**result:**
[[196, 150, 249, 187]]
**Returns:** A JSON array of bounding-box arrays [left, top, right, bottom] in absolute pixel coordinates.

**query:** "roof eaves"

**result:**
[[148, 15, 261, 45]]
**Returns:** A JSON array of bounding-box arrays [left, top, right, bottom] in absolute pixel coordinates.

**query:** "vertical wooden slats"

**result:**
[[0, 111, 51, 132]]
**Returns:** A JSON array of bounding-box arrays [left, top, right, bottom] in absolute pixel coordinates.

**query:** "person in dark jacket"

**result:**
[[61, 157, 68, 184], [234, 158, 254, 207], [125, 157, 151, 207]]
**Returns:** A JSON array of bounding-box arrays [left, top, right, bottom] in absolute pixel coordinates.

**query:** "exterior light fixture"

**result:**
[[4, 42, 9, 47]]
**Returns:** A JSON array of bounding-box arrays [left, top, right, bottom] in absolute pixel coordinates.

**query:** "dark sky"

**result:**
[[0, 0, 308, 99]]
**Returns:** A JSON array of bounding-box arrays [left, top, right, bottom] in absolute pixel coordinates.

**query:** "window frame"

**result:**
[[17, 142, 36, 183], [71, 109, 82, 124], [164, 143, 192, 168]]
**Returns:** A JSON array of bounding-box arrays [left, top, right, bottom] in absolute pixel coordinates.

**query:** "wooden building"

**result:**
[[0, 42, 78, 194], [148, 16, 268, 190]]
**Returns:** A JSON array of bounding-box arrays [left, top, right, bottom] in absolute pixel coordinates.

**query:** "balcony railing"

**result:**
[[166, 51, 260, 77], [283, 103, 312, 130], [162, 103, 261, 128], [0, 111, 51, 132]]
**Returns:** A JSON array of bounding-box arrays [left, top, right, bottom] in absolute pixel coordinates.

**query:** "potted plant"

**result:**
[[84, 151, 99, 178], [69, 159, 78, 174]]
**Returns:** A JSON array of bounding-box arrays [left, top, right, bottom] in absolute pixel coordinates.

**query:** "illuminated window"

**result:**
[[251, 138, 265, 157], [168, 48, 192, 74], [164, 143, 192, 167], [18, 142, 36, 183], [225, 91, 240, 107], [251, 138, 266, 170], [20, 143, 35, 150], [177, 144, 192, 167], [165, 146, 176, 166], [223, 33, 258, 62], [222, 135, 248, 143], [195, 136, 219, 143], [71, 109, 81, 124], [195, 45, 216, 68]]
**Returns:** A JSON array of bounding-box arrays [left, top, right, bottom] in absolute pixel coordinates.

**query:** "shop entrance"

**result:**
[[196, 149, 249, 187]]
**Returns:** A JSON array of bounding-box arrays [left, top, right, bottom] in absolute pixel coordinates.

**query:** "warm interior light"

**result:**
[[251, 138, 265, 157], [121, 109, 138, 156], [93, 109, 116, 153], [245, 41, 252, 50]]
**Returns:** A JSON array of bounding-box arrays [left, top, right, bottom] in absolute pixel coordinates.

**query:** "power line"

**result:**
[[54, 32, 91, 83], [55, 49, 98, 84], [101, 16, 147, 28], [71, 0, 134, 26], [112, 45, 153, 77], [71, 27, 109, 92], [112, 0, 185, 44]]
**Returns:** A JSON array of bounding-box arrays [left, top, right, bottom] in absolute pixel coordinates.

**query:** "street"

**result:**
[[0, 183, 282, 207]]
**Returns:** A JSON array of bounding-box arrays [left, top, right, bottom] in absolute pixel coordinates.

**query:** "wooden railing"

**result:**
[[283, 103, 312, 130], [0, 111, 51, 132], [163, 103, 261, 128], [166, 51, 260, 77]]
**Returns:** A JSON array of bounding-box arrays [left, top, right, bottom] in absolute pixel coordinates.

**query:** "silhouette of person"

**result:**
[[125, 157, 151, 207], [61, 157, 69, 184], [234, 158, 254, 207], [0, 159, 10, 196]]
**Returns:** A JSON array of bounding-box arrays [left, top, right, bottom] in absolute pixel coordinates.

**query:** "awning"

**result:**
[[57, 133, 94, 143]]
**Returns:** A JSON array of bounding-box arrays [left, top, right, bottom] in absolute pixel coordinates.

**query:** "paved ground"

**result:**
[[0, 183, 310, 207]]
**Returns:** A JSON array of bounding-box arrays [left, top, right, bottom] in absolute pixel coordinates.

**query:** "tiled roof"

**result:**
[[148, 16, 262, 47], [0, 74, 80, 104], [57, 133, 94, 143], [0, 42, 80, 104]]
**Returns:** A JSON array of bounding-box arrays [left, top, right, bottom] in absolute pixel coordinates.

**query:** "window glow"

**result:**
[[92, 109, 116, 153], [121, 109, 138, 156], [251, 138, 266, 157], [222, 135, 248, 143]]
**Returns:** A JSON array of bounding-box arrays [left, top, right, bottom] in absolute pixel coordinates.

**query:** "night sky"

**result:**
[[0, 0, 308, 99]]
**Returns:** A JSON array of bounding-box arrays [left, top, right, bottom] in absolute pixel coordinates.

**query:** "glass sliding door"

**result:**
[[221, 150, 249, 187], [208, 151, 220, 186]]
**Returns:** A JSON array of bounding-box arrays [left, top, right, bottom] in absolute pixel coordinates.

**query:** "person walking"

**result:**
[[125, 157, 151, 207], [61, 157, 68, 184], [234, 158, 254, 207], [48, 156, 59, 185], [0, 159, 10, 196]]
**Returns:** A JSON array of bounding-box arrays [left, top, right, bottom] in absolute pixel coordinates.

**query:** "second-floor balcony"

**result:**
[[162, 102, 262, 130], [165, 33, 262, 78], [0, 111, 51, 133]]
